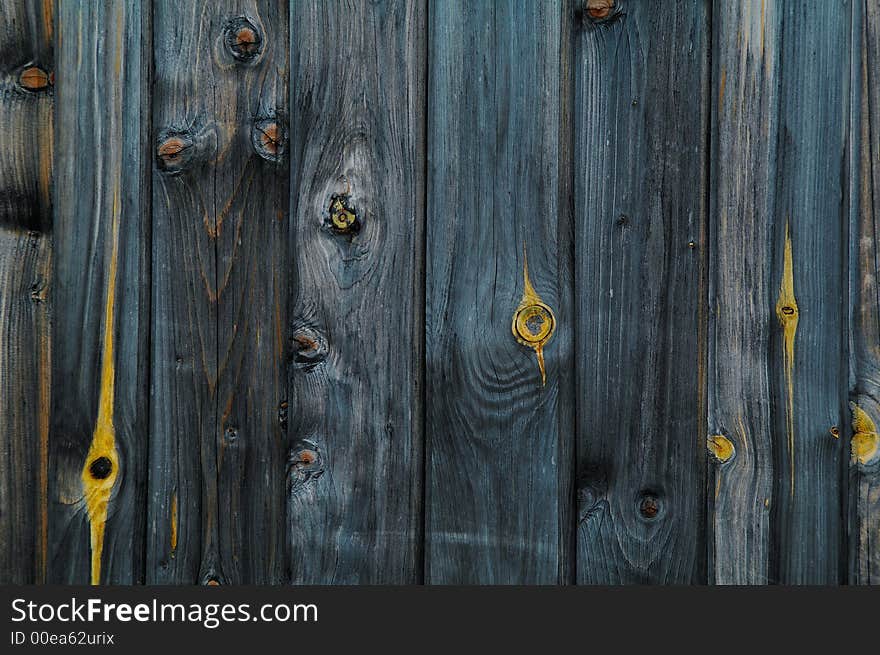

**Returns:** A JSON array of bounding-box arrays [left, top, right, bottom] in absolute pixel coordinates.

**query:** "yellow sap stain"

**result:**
[[170, 493, 178, 554], [718, 68, 726, 108], [775, 222, 798, 496], [81, 190, 122, 585], [512, 246, 555, 386], [851, 403, 879, 466], [707, 435, 735, 463]]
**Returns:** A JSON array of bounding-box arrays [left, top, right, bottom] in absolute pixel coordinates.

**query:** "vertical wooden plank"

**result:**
[[46, 0, 150, 585], [149, 0, 289, 584], [710, 0, 850, 584], [0, 0, 52, 584], [574, 0, 710, 584], [286, 0, 425, 584], [849, 0, 880, 585], [425, 0, 573, 584]]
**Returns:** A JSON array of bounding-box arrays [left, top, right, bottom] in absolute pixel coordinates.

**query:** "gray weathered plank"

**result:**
[[286, 0, 426, 584], [574, 0, 711, 584], [425, 0, 574, 584], [710, 0, 849, 584], [47, 0, 150, 585], [849, 0, 880, 585], [0, 0, 52, 584], [149, 0, 289, 584]]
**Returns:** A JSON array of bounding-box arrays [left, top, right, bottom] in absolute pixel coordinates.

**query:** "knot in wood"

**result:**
[[224, 18, 263, 62], [585, 0, 615, 21], [638, 491, 661, 520], [252, 118, 284, 161], [287, 440, 324, 489], [156, 134, 193, 175], [291, 327, 328, 369], [19, 66, 52, 92], [707, 434, 735, 463], [514, 304, 554, 345], [328, 195, 359, 234], [89, 456, 113, 480]]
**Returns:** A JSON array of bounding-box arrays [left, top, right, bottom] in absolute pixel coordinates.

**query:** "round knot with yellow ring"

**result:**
[[328, 194, 359, 234], [514, 302, 554, 346], [512, 247, 556, 386]]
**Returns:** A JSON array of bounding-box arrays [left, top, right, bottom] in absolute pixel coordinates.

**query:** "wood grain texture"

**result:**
[[574, 0, 710, 584], [46, 0, 150, 585], [0, 0, 52, 584], [149, 0, 289, 584], [710, 0, 849, 584], [286, 0, 425, 584], [849, 0, 880, 585], [425, 0, 574, 584]]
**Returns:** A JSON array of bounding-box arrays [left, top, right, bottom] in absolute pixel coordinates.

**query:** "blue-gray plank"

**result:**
[[709, 0, 850, 584], [0, 0, 52, 584], [574, 0, 711, 584], [148, 0, 289, 584], [49, 0, 151, 585], [285, 0, 426, 584], [849, 0, 880, 584], [425, 0, 575, 584]]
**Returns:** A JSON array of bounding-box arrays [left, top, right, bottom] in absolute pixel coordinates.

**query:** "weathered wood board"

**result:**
[[709, 0, 850, 585], [286, 0, 425, 584], [0, 0, 879, 586], [0, 0, 52, 584], [425, 0, 574, 584], [148, 0, 289, 584], [574, 0, 710, 584], [48, 0, 150, 585], [849, 0, 880, 585]]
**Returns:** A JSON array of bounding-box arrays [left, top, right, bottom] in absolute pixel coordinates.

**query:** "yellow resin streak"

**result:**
[[81, 190, 122, 585], [775, 223, 798, 496], [512, 248, 555, 386], [851, 403, 879, 466]]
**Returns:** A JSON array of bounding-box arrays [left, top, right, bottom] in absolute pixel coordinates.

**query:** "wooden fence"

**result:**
[[0, 0, 877, 585]]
